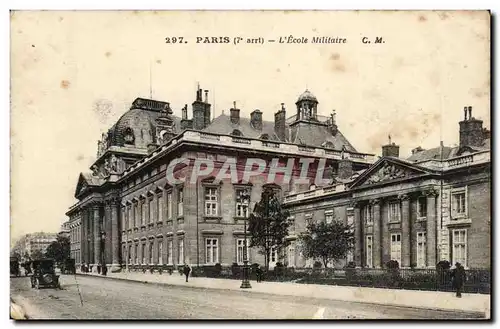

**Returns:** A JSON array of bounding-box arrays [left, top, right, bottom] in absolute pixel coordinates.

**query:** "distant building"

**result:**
[[11, 232, 58, 261], [283, 106, 491, 269]]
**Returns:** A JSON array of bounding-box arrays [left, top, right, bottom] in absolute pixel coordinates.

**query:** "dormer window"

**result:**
[[231, 129, 243, 137], [260, 134, 270, 140], [124, 127, 135, 145]]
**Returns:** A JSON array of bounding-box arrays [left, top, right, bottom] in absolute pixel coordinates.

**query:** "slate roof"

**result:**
[[290, 122, 357, 152], [202, 114, 280, 141], [406, 138, 490, 163]]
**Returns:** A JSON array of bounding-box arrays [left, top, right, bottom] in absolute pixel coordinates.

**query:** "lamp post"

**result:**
[[239, 189, 252, 289], [100, 231, 107, 275]]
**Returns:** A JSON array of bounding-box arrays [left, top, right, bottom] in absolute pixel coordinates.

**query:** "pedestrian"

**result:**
[[256, 266, 263, 282], [451, 262, 466, 298], [183, 264, 191, 282]]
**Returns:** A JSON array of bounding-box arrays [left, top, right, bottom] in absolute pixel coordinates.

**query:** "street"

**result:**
[[10, 275, 484, 320]]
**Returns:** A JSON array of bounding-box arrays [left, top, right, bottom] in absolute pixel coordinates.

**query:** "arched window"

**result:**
[[260, 134, 270, 140], [123, 127, 135, 145], [231, 129, 243, 137]]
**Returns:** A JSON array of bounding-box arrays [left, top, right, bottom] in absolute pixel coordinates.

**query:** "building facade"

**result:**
[[66, 87, 374, 271], [11, 232, 58, 261], [283, 106, 491, 269]]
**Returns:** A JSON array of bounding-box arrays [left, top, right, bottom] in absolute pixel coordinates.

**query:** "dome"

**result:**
[[109, 108, 159, 148], [297, 89, 318, 103]]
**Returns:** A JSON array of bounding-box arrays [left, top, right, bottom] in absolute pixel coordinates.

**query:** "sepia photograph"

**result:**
[[9, 9, 491, 320]]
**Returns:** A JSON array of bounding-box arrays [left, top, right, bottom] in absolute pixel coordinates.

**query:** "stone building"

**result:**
[[11, 232, 58, 261], [283, 106, 491, 269], [65, 87, 374, 271]]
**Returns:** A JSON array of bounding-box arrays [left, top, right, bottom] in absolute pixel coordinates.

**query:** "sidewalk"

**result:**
[[75, 270, 490, 317]]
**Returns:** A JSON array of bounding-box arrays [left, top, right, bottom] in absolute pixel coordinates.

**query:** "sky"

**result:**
[[10, 10, 490, 243]]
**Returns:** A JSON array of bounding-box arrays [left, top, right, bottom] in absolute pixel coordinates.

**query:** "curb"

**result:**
[[73, 273, 488, 318]]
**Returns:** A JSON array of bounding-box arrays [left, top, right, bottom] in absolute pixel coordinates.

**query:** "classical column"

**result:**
[[371, 199, 382, 268], [426, 189, 438, 267], [352, 201, 362, 267], [111, 199, 121, 268], [399, 194, 411, 268], [93, 204, 101, 266]]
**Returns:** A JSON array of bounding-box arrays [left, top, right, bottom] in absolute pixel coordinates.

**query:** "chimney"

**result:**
[[382, 135, 400, 157], [230, 101, 240, 125], [192, 85, 211, 130], [329, 109, 338, 136], [459, 105, 484, 147], [274, 103, 287, 141], [337, 158, 353, 180], [180, 104, 193, 130], [250, 109, 263, 131], [204, 90, 211, 127]]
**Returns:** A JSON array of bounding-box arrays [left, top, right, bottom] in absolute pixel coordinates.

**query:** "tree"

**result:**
[[298, 218, 354, 269], [44, 235, 70, 264], [248, 187, 292, 271], [10, 251, 21, 261], [30, 249, 44, 260]]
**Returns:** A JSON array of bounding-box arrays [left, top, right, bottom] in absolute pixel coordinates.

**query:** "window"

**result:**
[[236, 238, 249, 264], [177, 188, 184, 217], [287, 243, 295, 267], [141, 199, 146, 225], [389, 202, 401, 223], [309, 184, 316, 191], [205, 187, 218, 216], [167, 240, 173, 264], [452, 229, 467, 267], [231, 129, 243, 136], [270, 246, 277, 263], [157, 192, 163, 222], [167, 191, 172, 219], [206, 238, 219, 264], [134, 202, 139, 227], [390, 234, 402, 265], [235, 188, 250, 218], [158, 240, 163, 265], [365, 235, 373, 268], [347, 212, 354, 228], [417, 232, 426, 268], [149, 197, 155, 223], [127, 205, 134, 229], [364, 205, 373, 224], [142, 242, 146, 264], [325, 210, 334, 224], [451, 188, 467, 219], [134, 244, 138, 264], [178, 239, 184, 264], [305, 213, 313, 226], [149, 242, 153, 264], [417, 197, 427, 219]]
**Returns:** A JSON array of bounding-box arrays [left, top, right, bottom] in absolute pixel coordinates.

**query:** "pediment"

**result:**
[[350, 158, 434, 188], [74, 173, 102, 198]]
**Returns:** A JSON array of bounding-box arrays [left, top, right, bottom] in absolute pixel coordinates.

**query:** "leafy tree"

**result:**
[[30, 249, 44, 260], [44, 235, 70, 264], [248, 187, 292, 271], [10, 251, 21, 261], [298, 218, 354, 269]]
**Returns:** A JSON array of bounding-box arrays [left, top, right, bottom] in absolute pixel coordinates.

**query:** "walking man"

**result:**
[[451, 262, 466, 298], [183, 264, 191, 282]]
